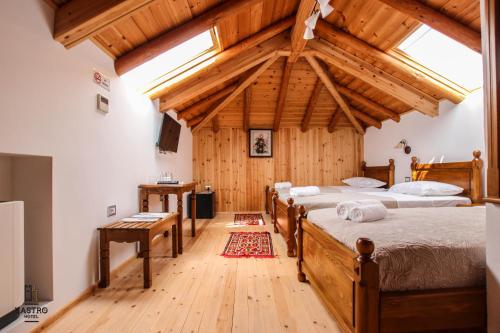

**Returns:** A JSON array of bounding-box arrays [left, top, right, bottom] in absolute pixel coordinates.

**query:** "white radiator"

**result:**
[[0, 201, 24, 328]]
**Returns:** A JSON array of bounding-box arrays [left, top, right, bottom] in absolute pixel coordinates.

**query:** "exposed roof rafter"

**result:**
[[306, 55, 365, 134], [273, 61, 294, 131], [192, 55, 282, 134], [301, 79, 323, 132], [308, 40, 439, 117], [377, 0, 481, 53], [115, 0, 267, 75]]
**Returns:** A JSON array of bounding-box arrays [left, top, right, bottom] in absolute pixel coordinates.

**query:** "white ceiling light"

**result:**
[[317, 0, 334, 18], [303, 1, 335, 40], [304, 10, 321, 29], [303, 27, 315, 40]]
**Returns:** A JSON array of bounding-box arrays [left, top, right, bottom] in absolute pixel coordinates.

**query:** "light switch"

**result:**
[[107, 205, 116, 217]]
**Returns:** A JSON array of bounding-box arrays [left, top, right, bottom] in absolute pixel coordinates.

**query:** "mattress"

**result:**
[[307, 206, 486, 291], [367, 191, 472, 207]]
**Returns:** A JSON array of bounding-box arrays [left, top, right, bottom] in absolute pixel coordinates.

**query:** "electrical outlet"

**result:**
[[405, 177, 411, 182], [107, 205, 116, 217]]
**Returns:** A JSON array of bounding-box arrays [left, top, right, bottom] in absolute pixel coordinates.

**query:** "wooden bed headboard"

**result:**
[[361, 159, 395, 188], [411, 151, 484, 203]]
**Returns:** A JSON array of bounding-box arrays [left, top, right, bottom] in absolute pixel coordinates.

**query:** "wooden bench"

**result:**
[[98, 212, 178, 289]]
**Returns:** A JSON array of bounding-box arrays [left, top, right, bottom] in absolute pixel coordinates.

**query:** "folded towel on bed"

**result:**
[[336, 199, 382, 219], [289, 186, 320, 196], [348, 203, 387, 223], [274, 181, 292, 189]]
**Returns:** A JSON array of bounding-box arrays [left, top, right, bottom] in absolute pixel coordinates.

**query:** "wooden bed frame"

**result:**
[[295, 151, 486, 333], [411, 150, 484, 203], [270, 159, 395, 257], [296, 208, 486, 333]]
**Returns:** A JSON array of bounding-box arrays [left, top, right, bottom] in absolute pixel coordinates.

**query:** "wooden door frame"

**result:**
[[482, 0, 500, 201]]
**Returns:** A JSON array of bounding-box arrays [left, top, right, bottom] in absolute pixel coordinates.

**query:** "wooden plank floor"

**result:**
[[44, 213, 341, 333]]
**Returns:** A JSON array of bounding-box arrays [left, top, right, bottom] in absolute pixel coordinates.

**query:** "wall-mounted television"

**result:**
[[158, 114, 181, 153]]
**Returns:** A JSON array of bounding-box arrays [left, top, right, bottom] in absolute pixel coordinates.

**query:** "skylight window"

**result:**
[[122, 30, 218, 92], [396, 25, 483, 91]]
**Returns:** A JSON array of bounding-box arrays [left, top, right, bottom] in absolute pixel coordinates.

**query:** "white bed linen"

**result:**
[[366, 191, 471, 207]]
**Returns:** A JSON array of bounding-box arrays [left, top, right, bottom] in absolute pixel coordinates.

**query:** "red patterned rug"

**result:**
[[234, 213, 265, 226], [221, 232, 275, 258]]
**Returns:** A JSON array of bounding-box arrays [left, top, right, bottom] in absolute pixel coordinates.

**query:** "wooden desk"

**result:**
[[139, 182, 197, 254], [98, 213, 178, 288]]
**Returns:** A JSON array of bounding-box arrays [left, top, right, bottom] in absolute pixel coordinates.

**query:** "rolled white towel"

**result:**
[[336, 199, 384, 220], [348, 203, 387, 223], [289, 186, 320, 196], [275, 181, 292, 189], [336, 201, 359, 220]]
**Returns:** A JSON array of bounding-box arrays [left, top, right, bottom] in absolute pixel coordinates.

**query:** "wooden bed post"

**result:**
[[411, 156, 418, 181], [287, 197, 296, 257], [269, 187, 276, 220], [361, 161, 367, 176], [297, 205, 307, 282], [272, 191, 279, 233], [265, 185, 270, 214], [354, 238, 379, 333], [471, 150, 484, 203], [388, 159, 395, 187]]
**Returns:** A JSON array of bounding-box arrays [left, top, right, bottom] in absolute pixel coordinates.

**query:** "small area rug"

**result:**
[[233, 213, 265, 226], [221, 232, 275, 258]]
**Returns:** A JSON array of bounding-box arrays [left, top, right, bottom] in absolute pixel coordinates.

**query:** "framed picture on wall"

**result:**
[[249, 129, 273, 158]]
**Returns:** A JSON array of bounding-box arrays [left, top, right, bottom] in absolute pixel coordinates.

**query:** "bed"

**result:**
[[264, 159, 395, 215], [273, 151, 483, 257], [296, 205, 486, 333]]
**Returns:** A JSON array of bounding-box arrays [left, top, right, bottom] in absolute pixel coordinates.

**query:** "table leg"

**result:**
[[191, 189, 196, 237], [177, 193, 183, 254], [98, 232, 110, 288], [171, 224, 178, 258], [141, 235, 152, 288], [140, 191, 149, 213], [162, 194, 169, 212]]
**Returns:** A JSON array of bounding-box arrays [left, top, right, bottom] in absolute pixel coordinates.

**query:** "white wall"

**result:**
[[487, 203, 500, 332], [0, 1, 192, 330], [364, 90, 485, 183]]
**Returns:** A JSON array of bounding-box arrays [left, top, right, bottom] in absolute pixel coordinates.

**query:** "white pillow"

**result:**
[[342, 177, 386, 188], [389, 181, 463, 196]]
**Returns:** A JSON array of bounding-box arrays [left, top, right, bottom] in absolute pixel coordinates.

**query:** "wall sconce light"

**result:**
[[395, 139, 412, 154]]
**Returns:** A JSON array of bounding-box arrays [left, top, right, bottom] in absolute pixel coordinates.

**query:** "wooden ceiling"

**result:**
[[50, 0, 481, 133]]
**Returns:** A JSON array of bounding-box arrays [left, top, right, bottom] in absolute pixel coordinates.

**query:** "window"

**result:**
[[122, 29, 219, 93], [395, 25, 483, 91]]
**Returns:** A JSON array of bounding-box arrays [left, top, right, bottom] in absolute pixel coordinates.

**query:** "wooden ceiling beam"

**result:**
[[306, 55, 365, 135], [192, 55, 282, 134], [308, 40, 439, 117], [377, 0, 481, 53], [327, 108, 341, 133], [212, 115, 220, 133], [352, 109, 382, 129], [301, 79, 323, 132], [315, 19, 466, 104], [54, 0, 154, 48], [158, 33, 290, 110], [115, 0, 269, 75], [154, 27, 291, 104], [273, 61, 294, 132], [174, 84, 238, 117], [289, 0, 317, 62], [243, 86, 252, 132], [335, 84, 400, 122]]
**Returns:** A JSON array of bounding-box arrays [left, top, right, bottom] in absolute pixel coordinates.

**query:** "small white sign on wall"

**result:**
[[93, 70, 110, 91]]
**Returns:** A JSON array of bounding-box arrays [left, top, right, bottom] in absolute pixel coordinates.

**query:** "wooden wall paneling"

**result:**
[[193, 128, 363, 211]]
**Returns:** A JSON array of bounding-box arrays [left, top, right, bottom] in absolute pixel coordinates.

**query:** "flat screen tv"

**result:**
[[158, 114, 181, 153]]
